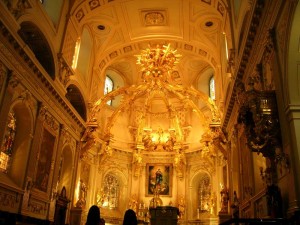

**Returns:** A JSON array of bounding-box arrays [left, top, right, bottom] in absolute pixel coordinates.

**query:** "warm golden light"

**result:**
[[136, 43, 181, 82]]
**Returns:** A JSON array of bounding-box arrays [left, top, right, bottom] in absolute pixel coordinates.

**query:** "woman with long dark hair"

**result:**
[[122, 209, 137, 225], [85, 205, 105, 225]]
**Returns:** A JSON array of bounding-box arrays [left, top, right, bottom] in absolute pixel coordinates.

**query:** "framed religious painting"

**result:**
[[146, 163, 172, 197], [35, 127, 56, 192]]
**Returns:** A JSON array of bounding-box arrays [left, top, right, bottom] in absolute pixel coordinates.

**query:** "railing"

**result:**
[[219, 218, 290, 225]]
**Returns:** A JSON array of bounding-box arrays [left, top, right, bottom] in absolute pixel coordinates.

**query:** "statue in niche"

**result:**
[[22, 176, 33, 210], [174, 148, 186, 178], [2, 112, 16, 156], [157, 127, 164, 143], [219, 185, 229, 214], [178, 195, 185, 219], [76, 180, 87, 208], [133, 148, 143, 177]]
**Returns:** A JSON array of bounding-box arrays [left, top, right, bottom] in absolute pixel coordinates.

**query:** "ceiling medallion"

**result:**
[[141, 10, 167, 26], [145, 12, 164, 25]]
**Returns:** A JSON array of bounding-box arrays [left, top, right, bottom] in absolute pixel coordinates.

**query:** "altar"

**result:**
[[149, 206, 179, 225]]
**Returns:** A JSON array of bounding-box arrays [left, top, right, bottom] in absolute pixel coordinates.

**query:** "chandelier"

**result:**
[[136, 43, 181, 83], [81, 43, 221, 164]]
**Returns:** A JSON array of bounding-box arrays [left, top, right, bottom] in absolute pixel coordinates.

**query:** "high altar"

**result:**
[[77, 44, 228, 225]]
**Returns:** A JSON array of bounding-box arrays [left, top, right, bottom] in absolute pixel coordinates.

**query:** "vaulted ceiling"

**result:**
[[68, 0, 232, 152], [71, 0, 230, 87]]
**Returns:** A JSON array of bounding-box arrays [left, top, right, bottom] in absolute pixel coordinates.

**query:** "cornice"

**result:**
[[222, 0, 282, 130], [223, 0, 264, 129], [0, 20, 85, 130]]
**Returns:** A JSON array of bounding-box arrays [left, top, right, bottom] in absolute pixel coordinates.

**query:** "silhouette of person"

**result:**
[[85, 205, 105, 225], [122, 209, 138, 225]]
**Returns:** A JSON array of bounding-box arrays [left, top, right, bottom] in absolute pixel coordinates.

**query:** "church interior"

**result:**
[[0, 0, 300, 224]]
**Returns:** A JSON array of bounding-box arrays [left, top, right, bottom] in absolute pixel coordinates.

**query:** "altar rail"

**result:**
[[219, 218, 292, 225]]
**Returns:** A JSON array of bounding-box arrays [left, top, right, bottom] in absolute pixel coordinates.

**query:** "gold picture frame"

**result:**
[[146, 163, 172, 196], [35, 127, 56, 192]]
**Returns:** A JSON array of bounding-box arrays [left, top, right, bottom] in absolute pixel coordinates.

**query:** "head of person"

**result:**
[[86, 205, 101, 225], [123, 209, 137, 225]]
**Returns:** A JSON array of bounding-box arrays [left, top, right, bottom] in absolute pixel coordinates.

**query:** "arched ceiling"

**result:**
[[70, 0, 229, 86], [71, 0, 230, 153]]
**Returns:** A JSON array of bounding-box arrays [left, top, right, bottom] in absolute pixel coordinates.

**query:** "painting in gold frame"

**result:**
[[146, 163, 172, 196], [35, 127, 56, 192]]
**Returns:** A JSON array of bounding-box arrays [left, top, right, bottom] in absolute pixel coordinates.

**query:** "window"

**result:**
[[198, 174, 211, 212], [72, 38, 81, 70], [209, 76, 215, 100], [97, 174, 119, 208], [104, 76, 114, 105], [0, 111, 16, 172], [223, 32, 229, 60]]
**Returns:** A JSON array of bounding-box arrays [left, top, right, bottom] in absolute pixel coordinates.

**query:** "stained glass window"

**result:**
[[209, 76, 215, 100], [104, 76, 114, 105], [0, 111, 16, 172], [97, 174, 119, 208]]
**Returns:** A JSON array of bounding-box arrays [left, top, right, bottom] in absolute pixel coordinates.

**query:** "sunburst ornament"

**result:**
[[136, 43, 181, 82]]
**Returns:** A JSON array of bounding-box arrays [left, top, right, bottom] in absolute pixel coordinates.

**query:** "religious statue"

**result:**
[[2, 112, 16, 155], [149, 187, 163, 208], [133, 149, 143, 177], [230, 191, 239, 218], [174, 148, 186, 178], [76, 180, 87, 208], [219, 185, 229, 214], [178, 195, 185, 219], [129, 194, 138, 213], [80, 127, 98, 158], [142, 130, 152, 150], [164, 130, 176, 151]]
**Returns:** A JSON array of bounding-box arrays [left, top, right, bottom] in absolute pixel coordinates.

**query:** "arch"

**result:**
[[58, 145, 74, 198], [196, 67, 215, 98], [96, 40, 219, 74], [18, 21, 55, 79], [102, 166, 128, 188], [98, 167, 129, 213], [66, 84, 87, 121], [5, 102, 34, 187], [189, 170, 215, 219]]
